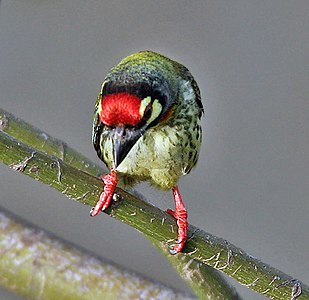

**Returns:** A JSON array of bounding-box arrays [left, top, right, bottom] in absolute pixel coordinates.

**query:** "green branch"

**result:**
[[1, 108, 308, 299], [0, 109, 239, 299], [0, 108, 102, 176]]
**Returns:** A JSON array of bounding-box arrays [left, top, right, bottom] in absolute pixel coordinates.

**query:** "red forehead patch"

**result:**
[[100, 92, 142, 126]]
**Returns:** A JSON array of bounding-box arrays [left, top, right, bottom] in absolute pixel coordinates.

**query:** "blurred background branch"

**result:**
[[0, 207, 192, 300]]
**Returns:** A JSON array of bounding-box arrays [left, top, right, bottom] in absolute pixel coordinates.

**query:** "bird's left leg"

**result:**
[[90, 169, 118, 217], [166, 186, 188, 254]]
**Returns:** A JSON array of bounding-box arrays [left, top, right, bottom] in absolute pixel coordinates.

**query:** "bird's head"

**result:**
[[92, 51, 202, 170], [96, 79, 174, 168]]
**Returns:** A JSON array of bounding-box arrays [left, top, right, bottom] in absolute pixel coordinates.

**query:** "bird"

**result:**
[[91, 50, 203, 254]]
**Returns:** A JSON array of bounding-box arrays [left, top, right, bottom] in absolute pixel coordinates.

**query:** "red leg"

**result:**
[[90, 169, 118, 217], [166, 186, 188, 254]]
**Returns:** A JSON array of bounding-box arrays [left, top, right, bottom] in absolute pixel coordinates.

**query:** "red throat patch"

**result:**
[[100, 92, 142, 126]]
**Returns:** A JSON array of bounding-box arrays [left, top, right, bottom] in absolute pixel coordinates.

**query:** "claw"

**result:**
[[169, 242, 185, 255], [166, 208, 176, 218], [89, 207, 95, 216], [168, 242, 178, 255], [168, 248, 178, 255]]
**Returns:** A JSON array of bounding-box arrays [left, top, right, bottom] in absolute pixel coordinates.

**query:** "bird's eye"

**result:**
[[139, 96, 152, 118], [139, 96, 162, 125], [143, 103, 152, 121]]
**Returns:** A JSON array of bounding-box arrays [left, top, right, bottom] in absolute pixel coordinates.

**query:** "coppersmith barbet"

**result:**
[[91, 51, 203, 254]]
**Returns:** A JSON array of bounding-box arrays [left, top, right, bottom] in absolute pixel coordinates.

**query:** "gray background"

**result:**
[[0, 1, 308, 299]]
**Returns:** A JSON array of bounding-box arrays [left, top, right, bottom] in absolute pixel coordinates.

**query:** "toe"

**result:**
[[166, 209, 176, 218]]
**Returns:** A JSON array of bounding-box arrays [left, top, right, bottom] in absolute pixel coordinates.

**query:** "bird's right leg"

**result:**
[[90, 169, 118, 217]]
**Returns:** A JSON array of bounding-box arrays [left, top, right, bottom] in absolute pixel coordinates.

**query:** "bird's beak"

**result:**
[[111, 126, 145, 168]]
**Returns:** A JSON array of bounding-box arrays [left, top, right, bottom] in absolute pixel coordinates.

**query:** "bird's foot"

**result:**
[[90, 169, 118, 217], [166, 207, 188, 255]]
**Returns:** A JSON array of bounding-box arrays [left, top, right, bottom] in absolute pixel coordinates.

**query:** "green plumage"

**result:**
[[93, 51, 203, 190]]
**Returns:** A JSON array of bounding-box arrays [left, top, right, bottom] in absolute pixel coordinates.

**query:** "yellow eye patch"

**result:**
[[139, 96, 152, 117], [139, 97, 162, 125], [147, 99, 162, 124]]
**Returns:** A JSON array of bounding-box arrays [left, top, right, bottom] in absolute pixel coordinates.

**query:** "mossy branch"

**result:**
[[0, 108, 102, 177], [0, 208, 193, 300], [1, 108, 308, 299], [0, 109, 239, 299]]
